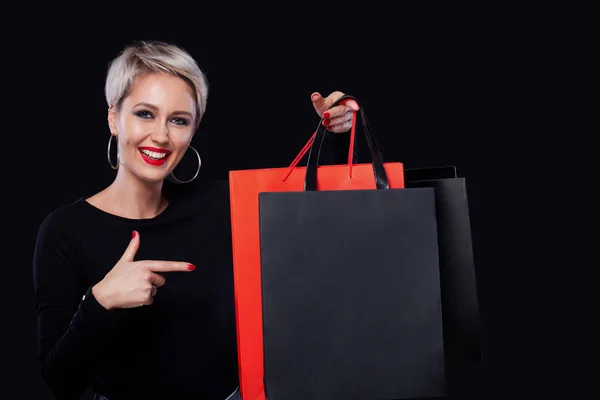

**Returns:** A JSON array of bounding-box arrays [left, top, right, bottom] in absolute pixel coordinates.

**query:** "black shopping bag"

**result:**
[[257, 96, 447, 400], [405, 167, 483, 387]]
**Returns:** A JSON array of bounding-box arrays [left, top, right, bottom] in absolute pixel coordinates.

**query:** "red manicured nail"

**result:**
[[323, 112, 330, 119], [188, 264, 196, 271], [132, 231, 137, 239], [323, 119, 330, 126]]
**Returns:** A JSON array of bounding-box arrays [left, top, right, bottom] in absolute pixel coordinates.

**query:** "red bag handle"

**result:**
[[282, 98, 358, 182]]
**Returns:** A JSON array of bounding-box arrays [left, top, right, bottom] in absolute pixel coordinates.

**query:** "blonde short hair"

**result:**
[[105, 40, 209, 126]]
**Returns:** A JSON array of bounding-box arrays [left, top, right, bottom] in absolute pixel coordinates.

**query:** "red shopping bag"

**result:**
[[228, 95, 404, 400]]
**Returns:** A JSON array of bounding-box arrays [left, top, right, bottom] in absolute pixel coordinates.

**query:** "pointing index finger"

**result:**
[[141, 261, 196, 272]]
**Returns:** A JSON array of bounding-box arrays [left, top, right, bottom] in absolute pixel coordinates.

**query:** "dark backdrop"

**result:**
[[8, 18, 513, 399]]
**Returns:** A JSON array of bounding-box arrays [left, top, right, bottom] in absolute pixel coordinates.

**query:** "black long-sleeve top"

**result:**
[[32, 133, 355, 400]]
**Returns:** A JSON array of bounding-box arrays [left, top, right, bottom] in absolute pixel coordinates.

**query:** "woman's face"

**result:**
[[108, 72, 197, 183]]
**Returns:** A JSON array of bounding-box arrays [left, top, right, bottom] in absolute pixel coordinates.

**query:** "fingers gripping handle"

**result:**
[[304, 94, 390, 191]]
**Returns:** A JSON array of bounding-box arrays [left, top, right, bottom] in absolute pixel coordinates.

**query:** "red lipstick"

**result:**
[[138, 146, 172, 167]]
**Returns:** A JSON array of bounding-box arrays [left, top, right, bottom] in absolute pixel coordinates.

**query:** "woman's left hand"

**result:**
[[311, 91, 360, 133]]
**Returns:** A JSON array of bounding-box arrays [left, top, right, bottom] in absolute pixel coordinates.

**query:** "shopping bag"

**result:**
[[255, 103, 446, 400], [228, 95, 405, 400], [405, 166, 483, 390]]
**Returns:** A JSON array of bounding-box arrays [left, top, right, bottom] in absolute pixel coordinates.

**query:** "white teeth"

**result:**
[[140, 149, 168, 160]]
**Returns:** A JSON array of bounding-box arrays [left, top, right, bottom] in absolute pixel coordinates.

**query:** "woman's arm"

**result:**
[[32, 211, 123, 400]]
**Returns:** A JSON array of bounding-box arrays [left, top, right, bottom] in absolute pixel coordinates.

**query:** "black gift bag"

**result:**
[[405, 167, 483, 388], [257, 96, 448, 399]]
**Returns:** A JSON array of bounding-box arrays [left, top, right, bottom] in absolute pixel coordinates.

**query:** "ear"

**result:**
[[107, 105, 117, 135]]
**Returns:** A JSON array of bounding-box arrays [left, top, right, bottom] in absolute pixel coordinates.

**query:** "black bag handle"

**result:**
[[304, 94, 390, 191]]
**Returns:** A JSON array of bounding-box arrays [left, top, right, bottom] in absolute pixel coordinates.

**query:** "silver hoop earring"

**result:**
[[170, 145, 201, 184], [107, 134, 119, 170]]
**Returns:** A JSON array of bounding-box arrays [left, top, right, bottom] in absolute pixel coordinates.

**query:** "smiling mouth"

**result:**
[[140, 148, 168, 160], [138, 147, 171, 166]]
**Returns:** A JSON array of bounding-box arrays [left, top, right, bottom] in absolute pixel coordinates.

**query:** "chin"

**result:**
[[128, 165, 172, 184], [137, 171, 171, 184]]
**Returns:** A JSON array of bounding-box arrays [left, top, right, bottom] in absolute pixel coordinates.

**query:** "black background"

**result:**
[[7, 9, 536, 399]]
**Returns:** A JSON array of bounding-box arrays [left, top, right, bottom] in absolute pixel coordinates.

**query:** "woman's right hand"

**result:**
[[92, 230, 195, 310]]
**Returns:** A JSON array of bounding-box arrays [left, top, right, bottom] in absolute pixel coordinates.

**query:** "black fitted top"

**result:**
[[32, 133, 352, 400]]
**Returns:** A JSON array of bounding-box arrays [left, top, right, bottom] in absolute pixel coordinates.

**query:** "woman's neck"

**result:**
[[102, 171, 168, 220]]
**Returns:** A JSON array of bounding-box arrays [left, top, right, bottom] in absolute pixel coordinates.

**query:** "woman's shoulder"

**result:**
[[37, 178, 233, 234], [35, 198, 89, 242]]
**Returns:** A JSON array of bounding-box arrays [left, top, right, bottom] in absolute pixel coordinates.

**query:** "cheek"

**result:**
[[173, 137, 192, 155], [173, 130, 194, 147], [117, 119, 147, 147]]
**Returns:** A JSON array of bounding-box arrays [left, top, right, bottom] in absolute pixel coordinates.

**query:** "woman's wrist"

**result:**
[[91, 282, 113, 310]]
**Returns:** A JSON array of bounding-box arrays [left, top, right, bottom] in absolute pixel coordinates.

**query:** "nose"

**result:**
[[150, 124, 169, 145]]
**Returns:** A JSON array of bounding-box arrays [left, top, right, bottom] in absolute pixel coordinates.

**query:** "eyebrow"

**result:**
[[133, 102, 193, 118]]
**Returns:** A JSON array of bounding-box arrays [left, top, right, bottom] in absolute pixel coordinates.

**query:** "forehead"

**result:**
[[125, 72, 196, 110]]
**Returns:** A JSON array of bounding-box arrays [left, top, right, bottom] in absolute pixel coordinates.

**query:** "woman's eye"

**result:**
[[134, 110, 189, 126], [135, 110, 153, 119], [172, 117, 189, 126]]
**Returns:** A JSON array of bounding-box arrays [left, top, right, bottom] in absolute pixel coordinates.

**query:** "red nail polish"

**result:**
[[188, 264, 196, 271], [323, 112, 330, 119], [323, 119, 330, 126], [132, 231, 137, 239]]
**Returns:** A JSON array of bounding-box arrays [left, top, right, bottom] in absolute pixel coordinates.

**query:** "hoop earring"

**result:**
[[107, 134, 119, 170], [170, 145, 201, 184]]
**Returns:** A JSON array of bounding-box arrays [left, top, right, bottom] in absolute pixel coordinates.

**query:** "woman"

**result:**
[[32, 40, 359, 400]]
